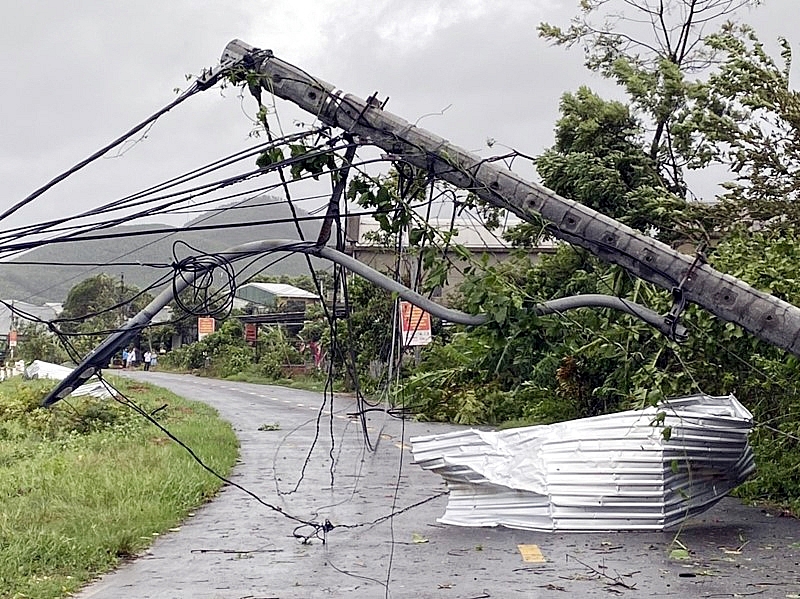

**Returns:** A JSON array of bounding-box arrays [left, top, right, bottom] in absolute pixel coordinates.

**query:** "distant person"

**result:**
[[150, 353, 157, 371], [122, 348, 129, 369], [143, 350, 152, 371], [128, 347, 137, 369]]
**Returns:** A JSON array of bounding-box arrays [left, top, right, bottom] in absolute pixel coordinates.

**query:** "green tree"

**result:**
[[674, 24, 800, 226], [163, 318, 255, 378], [57, 274, 152, 356], [404, 2, 800, 512], [540, 0, 763, 198], [15, 322, 69, 365], [534, 86, 695, 244]]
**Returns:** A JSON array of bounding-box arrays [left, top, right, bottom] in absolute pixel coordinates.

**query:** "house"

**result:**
[[0, 300, 62, 333], [233, 283, 320, 313], [344, 215, 555, 300], [0, 300, 62, 363]]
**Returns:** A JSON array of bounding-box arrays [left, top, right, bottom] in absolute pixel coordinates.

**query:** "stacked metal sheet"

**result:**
[[411, 394, 755, 532]]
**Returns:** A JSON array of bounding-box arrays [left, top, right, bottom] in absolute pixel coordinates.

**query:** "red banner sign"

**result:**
[[244, 323, 258, 344]]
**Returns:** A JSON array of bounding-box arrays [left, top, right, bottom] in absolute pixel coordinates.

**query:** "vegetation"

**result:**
[[159, 317, 334, 390], [395, 0, 800, 514], [204, 3, 800, 512], [0, 376, 238, 599], [56, 274, 153, 357]]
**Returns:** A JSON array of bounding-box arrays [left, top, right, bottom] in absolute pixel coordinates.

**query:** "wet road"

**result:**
[[73, 371, 800, 598]]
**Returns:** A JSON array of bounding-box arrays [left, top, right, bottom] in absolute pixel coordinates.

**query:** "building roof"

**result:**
[[0, 300, 62, 334], [346, 215, 556, 250], [239, 283, 319, 300]]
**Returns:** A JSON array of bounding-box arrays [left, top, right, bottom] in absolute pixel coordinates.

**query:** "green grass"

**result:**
[[0, 377, 238, 599]]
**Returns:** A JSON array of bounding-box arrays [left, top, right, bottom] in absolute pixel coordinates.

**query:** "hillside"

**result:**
[[0, 197, 328, 303]]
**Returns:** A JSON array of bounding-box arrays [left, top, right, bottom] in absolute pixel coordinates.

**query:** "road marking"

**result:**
[[518, 544, 546, 563]]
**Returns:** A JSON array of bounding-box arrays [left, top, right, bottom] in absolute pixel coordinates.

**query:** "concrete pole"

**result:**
[[221, 39, 800, 357]]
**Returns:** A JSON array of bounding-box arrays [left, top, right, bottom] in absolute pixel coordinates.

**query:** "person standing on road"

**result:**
[[143, 350, 152, 371], [122, 348, 129, 369]]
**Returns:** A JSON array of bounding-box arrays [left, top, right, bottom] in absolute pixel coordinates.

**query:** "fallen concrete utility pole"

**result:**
[[221, 39, 800, 357]]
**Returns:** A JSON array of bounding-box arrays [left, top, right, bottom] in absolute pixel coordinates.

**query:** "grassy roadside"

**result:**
[[222, 371, 342, 393], [0, 376, 238, 599]]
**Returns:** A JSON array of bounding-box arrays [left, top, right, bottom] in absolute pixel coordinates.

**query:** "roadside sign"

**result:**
[[399, 301, 432, 346], [244, 323, 258, 345], [8, 330, 17, 348], [197, 317, 215, 341]]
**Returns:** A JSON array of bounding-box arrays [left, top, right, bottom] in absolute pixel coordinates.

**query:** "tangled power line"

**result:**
[[8, 47, 798, 598]]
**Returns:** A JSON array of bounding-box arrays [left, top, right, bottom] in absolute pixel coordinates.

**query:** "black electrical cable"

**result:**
[[0, 77, 216, 225], [36, 372, 451, 546], [0, 208, 400, 255], [95, 375, 328, 534], [0, 139, 356, 253]]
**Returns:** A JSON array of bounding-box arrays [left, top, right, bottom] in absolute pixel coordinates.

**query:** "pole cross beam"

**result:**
[[221, 39, 800, 357]]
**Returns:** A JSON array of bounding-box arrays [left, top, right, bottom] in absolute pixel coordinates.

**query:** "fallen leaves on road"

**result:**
[[412, 532, 429, 544]]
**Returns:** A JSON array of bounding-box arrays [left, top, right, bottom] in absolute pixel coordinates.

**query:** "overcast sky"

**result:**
[[2, 0, 797, 234]]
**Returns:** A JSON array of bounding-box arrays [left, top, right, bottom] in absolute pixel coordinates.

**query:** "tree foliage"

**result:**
[[404, 1, 800, 512], [55, 274, 152, 357], [540, 0, 763, 197], [534, 87, 697, 244], [676, 24, 800, 226]]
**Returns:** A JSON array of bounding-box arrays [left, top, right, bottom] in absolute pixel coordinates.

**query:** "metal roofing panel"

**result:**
[[411, 394, 754, 532], [237, 282, 320, 300], [25, 360, 112, 399]]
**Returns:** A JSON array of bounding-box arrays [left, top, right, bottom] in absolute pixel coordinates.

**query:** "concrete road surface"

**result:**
[[73, 371, 800, 598]]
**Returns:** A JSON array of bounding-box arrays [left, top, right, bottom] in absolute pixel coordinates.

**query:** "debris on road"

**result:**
[[411, 394, 754, 531]]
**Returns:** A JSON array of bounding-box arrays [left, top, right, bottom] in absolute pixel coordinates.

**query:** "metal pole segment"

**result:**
[[221, 39, 800, 356], [41, 240, 676, 406]]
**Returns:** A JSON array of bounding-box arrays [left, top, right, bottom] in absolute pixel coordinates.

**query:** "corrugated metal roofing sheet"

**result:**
[[411, 394, 754, 532], [25, 360, 112, 399], [237, 282, 319, 300]]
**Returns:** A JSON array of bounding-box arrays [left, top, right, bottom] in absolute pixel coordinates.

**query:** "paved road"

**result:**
[[73, 372, 800, 598]]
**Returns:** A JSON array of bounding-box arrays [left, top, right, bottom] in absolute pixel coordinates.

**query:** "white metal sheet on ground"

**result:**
[[411, 394, 755, 532], [25, 360, 112, 399]]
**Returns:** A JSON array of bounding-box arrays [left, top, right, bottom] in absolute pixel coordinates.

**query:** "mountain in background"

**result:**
[[0, 197, 328, 304]]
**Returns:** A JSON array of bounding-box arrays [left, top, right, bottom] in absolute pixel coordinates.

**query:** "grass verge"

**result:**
[[0, 376, 238, 599]]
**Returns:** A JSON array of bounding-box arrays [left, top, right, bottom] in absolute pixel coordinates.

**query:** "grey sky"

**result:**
[[1, 1, 797, 233]]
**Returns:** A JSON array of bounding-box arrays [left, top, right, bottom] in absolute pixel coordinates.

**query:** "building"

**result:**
[[233, 283, 320, 312], [0, 300, 62, 362], [0, 300, 62, 334], [344, 215, 555, 300]]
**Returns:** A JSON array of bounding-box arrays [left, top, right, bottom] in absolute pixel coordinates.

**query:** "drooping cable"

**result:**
[[0, 74, 224, 225]]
